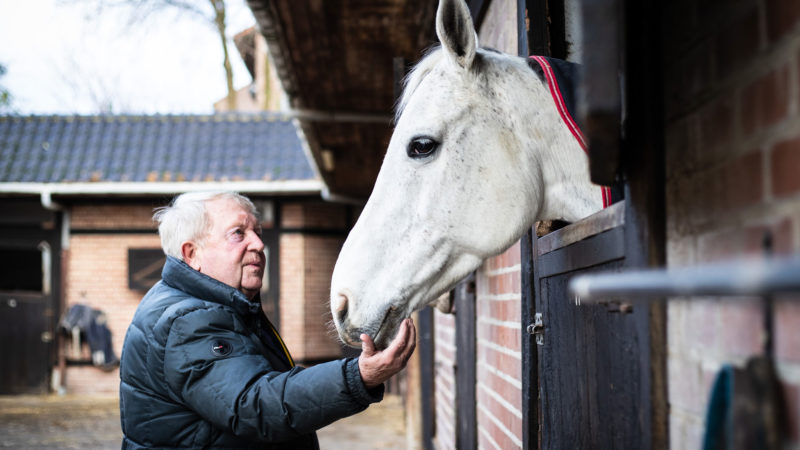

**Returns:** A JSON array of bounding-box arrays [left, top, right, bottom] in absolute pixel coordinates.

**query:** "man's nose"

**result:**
[[247, 231, 265, 251]]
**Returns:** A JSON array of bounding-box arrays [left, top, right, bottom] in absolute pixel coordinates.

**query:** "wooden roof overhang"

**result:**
[[246, 0, 438, 199]]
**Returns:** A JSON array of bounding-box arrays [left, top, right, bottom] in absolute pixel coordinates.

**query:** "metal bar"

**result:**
[[569, 255, 800, 303], [289, 108, 393, 124]]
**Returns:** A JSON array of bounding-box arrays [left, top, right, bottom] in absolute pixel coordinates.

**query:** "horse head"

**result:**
[[330, 0, 605, 349]]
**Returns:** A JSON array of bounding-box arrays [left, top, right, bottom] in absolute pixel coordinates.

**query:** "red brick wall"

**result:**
[[476, 241, 522, 449], [432, 242, 523, 449], [70, 204, 158, 229], [433, 309, 456, 449], [302, 235, 344, 359], [664, 1, 800, 446], [279, 233, 305, 354], [61, 204, 160, 394], [278, 201, 347, 362]]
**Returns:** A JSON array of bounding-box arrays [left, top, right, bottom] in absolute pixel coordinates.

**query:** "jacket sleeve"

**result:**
[[162, 306, 383, 443]]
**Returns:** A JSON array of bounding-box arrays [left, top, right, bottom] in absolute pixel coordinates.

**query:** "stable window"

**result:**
[[0, 246, 46, 293], [128, 249, 166, 291]]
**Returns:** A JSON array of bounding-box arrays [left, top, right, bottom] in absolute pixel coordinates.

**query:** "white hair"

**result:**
[[395, 46, 444, 123], [154, 191, 258, 260]]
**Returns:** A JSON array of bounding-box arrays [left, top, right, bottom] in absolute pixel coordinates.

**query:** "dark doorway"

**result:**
[[0, 233, 60, 394]]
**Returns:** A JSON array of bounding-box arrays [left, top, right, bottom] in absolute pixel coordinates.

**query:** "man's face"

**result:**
[[189, 197, 265, 299]]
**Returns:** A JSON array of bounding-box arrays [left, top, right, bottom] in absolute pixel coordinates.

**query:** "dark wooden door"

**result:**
[[530, 208, 655, 448], [0, 291, 54, 393], [0, 236, 59, 394], [519, 0, 667, 446]]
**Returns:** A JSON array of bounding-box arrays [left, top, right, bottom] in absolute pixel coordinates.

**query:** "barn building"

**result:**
[[246, 0, 800, 448], [2, 0, 799, 448], [0, 113, 354, 394]]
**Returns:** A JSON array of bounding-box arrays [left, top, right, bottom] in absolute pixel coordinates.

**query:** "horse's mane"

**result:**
[[394, 46, 444, 123], [394, 45, 514, 124]]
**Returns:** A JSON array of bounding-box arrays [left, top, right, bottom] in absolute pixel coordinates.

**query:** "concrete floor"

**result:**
[[0, 393, 406, 449]]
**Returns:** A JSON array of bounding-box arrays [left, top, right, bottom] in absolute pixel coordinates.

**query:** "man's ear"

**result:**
[[181, 241, 201, 270]]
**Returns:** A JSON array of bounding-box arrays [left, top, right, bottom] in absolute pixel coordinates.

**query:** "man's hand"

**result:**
[[358, 318, 417, 389]]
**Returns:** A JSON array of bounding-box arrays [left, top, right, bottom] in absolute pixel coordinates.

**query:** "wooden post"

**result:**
[[405, 311, 422, 449], [404, 307, 435, 450]]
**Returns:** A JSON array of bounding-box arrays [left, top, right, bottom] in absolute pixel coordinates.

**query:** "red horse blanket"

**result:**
[[527, 55, 621, 208]]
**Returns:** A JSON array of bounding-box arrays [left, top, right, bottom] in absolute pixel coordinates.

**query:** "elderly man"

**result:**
[[119, 191, 415, 449]]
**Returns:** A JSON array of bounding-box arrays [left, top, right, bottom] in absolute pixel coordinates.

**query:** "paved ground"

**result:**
[[0, 393, 406, 449]]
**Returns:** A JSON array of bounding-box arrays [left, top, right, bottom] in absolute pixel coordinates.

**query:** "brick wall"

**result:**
[[279, 233, 305, 354], [278, 201, 348, 362], [433, 309, 456, 449], [70, 203, 159, 229], [475, 242, 523, 449], [432, 241, 523, 450], [59, 198, 349, 394], [61, 203, 160, 394], [302, 235, 345, 359], [663, 1, 800, 447]]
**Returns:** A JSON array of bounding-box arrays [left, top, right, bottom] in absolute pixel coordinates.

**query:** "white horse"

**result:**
[[331, 0, 609, 349]]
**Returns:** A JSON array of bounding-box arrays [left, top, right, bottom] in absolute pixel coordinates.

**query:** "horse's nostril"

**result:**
[[334, 293, 349, 324]]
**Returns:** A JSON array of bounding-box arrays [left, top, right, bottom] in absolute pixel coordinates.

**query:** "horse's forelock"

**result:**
[[394, 46, 504, 123], [394, 46, 444, 123]]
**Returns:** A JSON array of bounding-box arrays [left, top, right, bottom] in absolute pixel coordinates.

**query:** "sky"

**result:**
[[0, 0, 256, 115]]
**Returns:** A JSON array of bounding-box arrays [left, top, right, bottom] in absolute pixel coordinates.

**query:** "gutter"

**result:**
[[0, 180, 325, 197]]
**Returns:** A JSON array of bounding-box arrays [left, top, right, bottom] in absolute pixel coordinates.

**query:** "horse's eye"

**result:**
[[407, 137, 439, 158]]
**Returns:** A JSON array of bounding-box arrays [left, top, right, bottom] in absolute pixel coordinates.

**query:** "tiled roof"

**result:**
[[0, 113, 317, 183]]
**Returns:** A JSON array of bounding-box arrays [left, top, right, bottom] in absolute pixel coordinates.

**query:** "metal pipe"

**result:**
[[568, 255, 800, 303], [40, 189, 70, 251]]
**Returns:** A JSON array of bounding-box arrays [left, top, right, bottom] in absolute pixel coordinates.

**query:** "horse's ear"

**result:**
[[436, 0, 477, 69]]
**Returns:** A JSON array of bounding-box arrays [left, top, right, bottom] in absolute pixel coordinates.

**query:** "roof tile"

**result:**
[[0, 113, 316, 183]]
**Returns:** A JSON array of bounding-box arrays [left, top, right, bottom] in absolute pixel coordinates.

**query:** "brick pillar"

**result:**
[[475, 241, 523, 449], [278, 202, 347, 363]]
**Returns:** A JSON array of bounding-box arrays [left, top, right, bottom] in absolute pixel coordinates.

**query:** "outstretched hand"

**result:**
[[358, 318, 417, 389]]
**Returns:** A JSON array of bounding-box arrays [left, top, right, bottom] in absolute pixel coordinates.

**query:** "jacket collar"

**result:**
[[161, 256, 262, 317]]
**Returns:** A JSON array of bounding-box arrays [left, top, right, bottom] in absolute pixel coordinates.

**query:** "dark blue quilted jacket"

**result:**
[[119, 256, 382, 449]]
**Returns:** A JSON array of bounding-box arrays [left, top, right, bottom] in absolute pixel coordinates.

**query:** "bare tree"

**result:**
[[54, 53, 131, 114], [65, 0, 238, 110], [0, 63, 12, 113]]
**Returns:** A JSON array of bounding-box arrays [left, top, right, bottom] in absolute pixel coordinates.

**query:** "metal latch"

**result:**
[[526, 313, 545, 346]]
